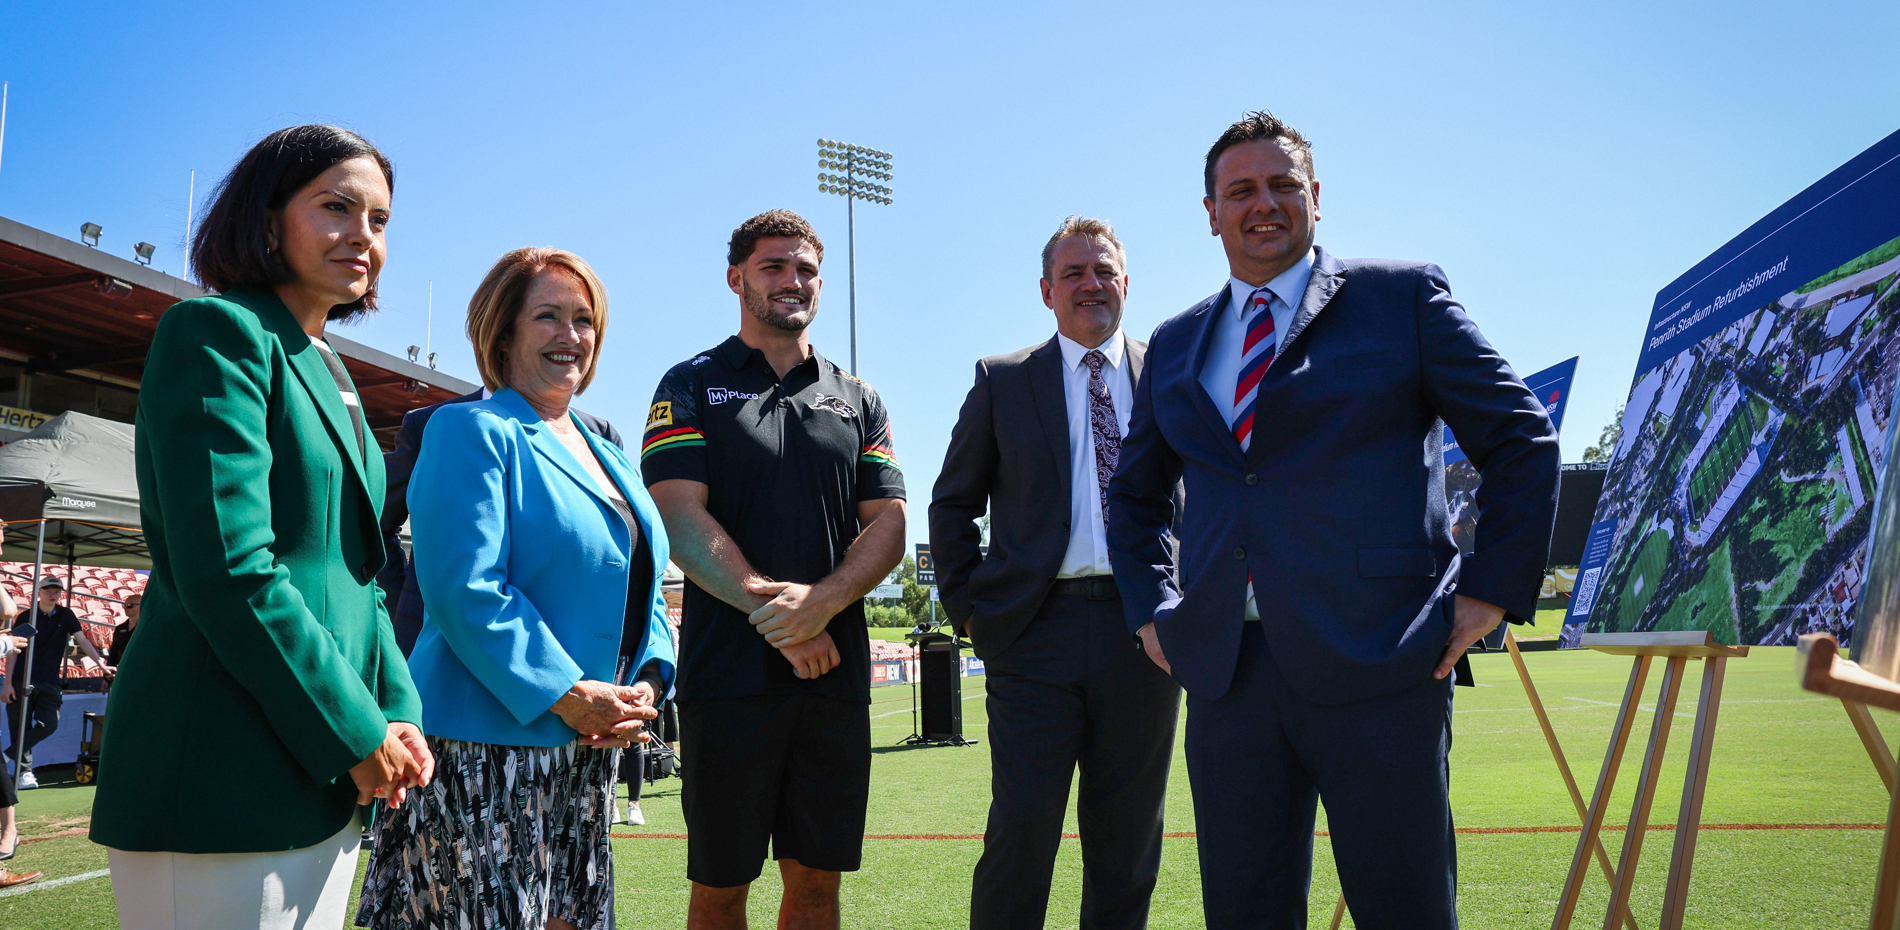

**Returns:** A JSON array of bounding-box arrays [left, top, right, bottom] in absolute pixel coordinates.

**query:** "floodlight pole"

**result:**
[[816, 139, 893, 376], [0, 82, 9, 183], [847, 190, 857, 374], [182, 168, 194, 279]]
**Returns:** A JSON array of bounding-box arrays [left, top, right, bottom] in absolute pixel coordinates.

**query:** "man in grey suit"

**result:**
[[931, 217, 1181, 930]]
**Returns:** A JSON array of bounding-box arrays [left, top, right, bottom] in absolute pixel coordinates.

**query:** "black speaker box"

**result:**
[[919, 641, 963, 742]]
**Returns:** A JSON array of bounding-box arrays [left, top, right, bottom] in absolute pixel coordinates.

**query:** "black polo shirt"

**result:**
[[642, 335, 905, 704], [11, 604, 84, 687]]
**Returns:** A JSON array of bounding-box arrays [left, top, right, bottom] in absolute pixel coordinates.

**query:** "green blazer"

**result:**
[[91, 288, 422, 854]]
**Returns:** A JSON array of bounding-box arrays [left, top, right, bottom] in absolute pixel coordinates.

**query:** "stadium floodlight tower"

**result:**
[[816, 138, 893, 375]]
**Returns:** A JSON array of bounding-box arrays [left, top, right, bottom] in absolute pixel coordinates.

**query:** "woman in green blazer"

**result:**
[[91, 125, 431, 930]]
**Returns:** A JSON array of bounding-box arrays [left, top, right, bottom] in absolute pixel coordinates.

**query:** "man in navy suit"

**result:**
[[1107, 111, 1559, 929], [380, 389, 622, 655]]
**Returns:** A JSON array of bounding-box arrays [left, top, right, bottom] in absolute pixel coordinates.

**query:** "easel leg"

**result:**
[[1845, 699, 1898, 794], [1657, 656, 1725, 930], [1601, 656, 1688, 930], [1508, 631, 1641, 930], [1874, 768, 1900, 930], [1553, 655, 1653, 930], [1330, 894, 1347, 930]]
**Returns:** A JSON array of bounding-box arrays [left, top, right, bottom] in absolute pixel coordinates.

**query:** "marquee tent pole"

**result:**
[[9, 519, 45, 793]]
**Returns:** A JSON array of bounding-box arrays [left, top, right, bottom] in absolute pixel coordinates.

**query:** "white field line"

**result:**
[[0, 868, 109, 898], [869, 690, 984, 720]]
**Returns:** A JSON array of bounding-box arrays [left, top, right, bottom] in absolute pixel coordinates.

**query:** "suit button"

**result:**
[[1062, 521, 1071, 530], [1234, 547, 1246, 560], [1244, 473, 1258, 486]]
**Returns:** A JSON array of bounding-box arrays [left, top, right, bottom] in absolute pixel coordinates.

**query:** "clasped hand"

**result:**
[[744, 578, 842, 680], [348, 722, 434, 808], [552, 679, 659, 750]]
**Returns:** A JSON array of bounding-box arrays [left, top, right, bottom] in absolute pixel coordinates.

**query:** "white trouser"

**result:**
[[107, 811, 361, 930]]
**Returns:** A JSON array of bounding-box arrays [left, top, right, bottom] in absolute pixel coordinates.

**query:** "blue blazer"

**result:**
[[406, 387, 675, 747], [379, 389, 624, 656], [1108, 248, 1559, 705]]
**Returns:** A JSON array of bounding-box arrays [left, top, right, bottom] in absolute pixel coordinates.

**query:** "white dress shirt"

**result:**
[[1196, 248, 1313, 430], [1055, 329, 1133, 578], [1194, 248, 1315, 619]]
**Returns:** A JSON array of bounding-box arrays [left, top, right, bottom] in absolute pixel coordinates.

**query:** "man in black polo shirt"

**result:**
[[3, 577, 111, 788], [645, 209, 906, 930]]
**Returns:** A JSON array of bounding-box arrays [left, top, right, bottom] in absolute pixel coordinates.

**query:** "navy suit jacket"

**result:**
[[380, 389, 623, 655], [1107, 247, 1559, 704]]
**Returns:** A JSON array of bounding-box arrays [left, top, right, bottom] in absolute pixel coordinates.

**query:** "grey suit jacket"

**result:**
[[930, 333, 1151, 660]]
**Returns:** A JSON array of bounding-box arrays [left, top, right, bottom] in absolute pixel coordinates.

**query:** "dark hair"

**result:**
[[1203, 110, 1313, 198], [727, 209, 824, 266], [190, 125, 395, 320]]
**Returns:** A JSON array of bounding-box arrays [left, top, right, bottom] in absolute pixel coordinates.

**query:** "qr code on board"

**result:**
[[1571, 567, 1603, 616]]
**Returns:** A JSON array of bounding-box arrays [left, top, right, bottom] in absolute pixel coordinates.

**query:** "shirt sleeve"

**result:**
[[856, 388, 907, 502], [639, 360, 710, 486]]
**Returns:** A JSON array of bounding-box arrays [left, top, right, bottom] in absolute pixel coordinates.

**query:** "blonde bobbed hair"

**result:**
[[465, 248, 610, 394]]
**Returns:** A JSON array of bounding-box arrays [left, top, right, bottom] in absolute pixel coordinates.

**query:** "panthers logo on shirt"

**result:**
[[810, 394, 856, 419]]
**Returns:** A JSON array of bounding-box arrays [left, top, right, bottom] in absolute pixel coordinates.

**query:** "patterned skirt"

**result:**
[[356, 737, 618, 930]]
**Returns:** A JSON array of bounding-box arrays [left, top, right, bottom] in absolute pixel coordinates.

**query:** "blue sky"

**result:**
[[4, 1, 1898, 551]]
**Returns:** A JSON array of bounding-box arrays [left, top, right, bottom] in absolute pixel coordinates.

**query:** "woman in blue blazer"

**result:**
[[359, 249, 673, 930]]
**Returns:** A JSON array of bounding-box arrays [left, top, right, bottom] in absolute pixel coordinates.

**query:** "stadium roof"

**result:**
[[0, 214, 476, 449]]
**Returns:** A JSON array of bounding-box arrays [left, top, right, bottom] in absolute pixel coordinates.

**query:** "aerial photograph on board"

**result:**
[[1580, 235, 1900, 645]]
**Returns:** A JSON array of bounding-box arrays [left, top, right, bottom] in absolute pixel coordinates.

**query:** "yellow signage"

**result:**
[[0, 405, 49, 433]]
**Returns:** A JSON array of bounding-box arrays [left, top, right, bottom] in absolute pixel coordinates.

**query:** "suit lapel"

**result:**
[[246, 291, 374, 502], [1125, 333, 1146, 385], [1244, 249, 1348, 467], [1185, 287, 1246, 465], [1277, 246, 1347, 357], [496, 388, 620, 519], [1025, 338, 1074, 508], [587, 429, 661, 569]]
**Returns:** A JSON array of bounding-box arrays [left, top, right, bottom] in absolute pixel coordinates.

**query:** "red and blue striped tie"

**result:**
[[1232, 287, 1278, 451]]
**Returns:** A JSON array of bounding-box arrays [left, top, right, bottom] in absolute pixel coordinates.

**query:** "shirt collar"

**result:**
[[1056, 329, 1125, 373], [716, 333, 824, 379], [1227, 247, 1317, 321]]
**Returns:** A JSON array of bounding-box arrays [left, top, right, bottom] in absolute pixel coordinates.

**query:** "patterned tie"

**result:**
[[1231, 287, 1279, 452], [1083, 349, 1121, 520]]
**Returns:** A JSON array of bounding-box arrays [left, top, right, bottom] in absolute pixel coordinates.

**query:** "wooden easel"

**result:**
[[1797, 633, 1900, 929], [1551, 631, 1748, 930], [1326, 628, 1641, 930]]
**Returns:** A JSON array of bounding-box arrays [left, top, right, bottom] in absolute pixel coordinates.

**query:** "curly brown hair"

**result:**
[[727, 210, 824, 267], [1204, 110, 1314, 198]]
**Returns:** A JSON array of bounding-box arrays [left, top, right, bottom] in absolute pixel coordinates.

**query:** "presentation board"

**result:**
[[1445, 356, 1578, 556], [1564, 127, 1900, 647]]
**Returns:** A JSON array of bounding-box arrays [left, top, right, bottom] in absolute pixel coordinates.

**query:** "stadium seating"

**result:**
[[1, 561, 147, 679]]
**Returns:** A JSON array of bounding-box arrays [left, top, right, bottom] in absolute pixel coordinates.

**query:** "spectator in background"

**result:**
[[0, 625, 40, 888], [106, 593, 140, 669], [3, 577, 111, 789]]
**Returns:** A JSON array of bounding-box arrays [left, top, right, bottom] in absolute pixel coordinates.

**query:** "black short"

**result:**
[[680, 693, 871, 887]]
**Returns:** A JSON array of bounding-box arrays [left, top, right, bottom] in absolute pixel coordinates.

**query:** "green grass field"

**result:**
[[2, 647, 1894, 928]]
